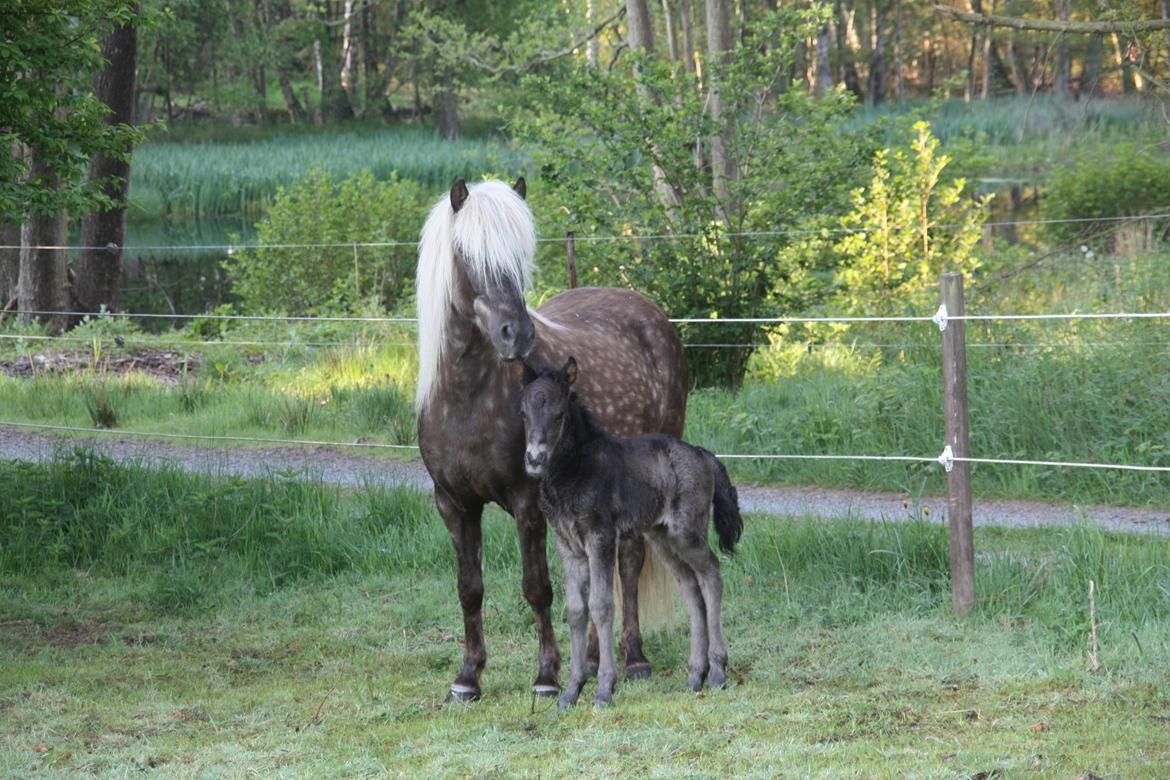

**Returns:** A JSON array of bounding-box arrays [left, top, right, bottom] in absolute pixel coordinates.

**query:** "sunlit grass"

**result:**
[[1, 456, 1168, 777]]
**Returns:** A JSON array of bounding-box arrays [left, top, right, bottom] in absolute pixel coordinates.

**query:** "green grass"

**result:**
[[1, 454, 1168, 777], [130, 124, 527, 220]]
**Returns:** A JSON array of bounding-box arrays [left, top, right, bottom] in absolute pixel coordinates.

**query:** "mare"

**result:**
[[519, 357, 742, 708], [415, 177, 688, 701]]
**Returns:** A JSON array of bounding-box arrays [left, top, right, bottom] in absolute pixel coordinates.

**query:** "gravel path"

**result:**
[[2, 426, 1167, 535]]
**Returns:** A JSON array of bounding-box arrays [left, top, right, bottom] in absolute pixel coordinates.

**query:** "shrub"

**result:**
[[833, 121, 989, 314], [1041, 144, 1170, 251], [226, 169, 426, 316]]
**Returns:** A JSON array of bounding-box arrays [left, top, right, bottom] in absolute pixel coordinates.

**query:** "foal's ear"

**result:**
[[450, 179, 469, 213], [562, 356, 578, 387], [512, 176, 527, 200]]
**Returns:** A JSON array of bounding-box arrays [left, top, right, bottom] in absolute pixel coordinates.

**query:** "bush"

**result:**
[[226, 169, 426, 316], [1042, 144, 1170, 251]]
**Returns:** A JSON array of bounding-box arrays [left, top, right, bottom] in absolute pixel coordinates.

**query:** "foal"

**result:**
[[520, 358, 743, 709]]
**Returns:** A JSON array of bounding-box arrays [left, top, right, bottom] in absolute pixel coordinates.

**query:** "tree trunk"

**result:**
[[895, 0, 904, 100], [680, 0, 696, 74], [1162, 0, 1170, 56], [706, 0, 735, 209], [1053, 0, 1071, 97], [834, 0, 863, 98], [434, 81, 461, 140], [316, 19, 354, 123], [0, 222, 18, 308], [964, 0, 981, 101], [814, 22, 833, 97], [627, 0, 655, 55], [868, 0, 887, 104], [980, 0, 994, 98], [662, 0, 680, 65], [1008, 35, 1030, 95], [341, 0, 360, 107], [18, 153, 69, 332], [76, 15, 138, 315]]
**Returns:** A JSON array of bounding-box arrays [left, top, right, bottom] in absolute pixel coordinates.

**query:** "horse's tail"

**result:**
[[703, 448, 743, 555]]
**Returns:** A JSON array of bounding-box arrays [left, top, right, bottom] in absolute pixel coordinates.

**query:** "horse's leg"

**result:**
[[647, 532, 710, 692], [513, 492, 561, 697], [586, 529, 619, 707], [617, 533, 652, 679], [675, 530, 729, 690], [556, 529, 591, 711], [436, 492, 487, 702]]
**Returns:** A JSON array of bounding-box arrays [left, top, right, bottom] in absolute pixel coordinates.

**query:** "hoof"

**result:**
[[557, 695, 577, 712], [532, 683, 560, 698], [687, 672, 706, 692], [446, 683, 481, 704], [592, 697, 611, 709], [624, 662, 652, 681], [707, 668, 727, 689]]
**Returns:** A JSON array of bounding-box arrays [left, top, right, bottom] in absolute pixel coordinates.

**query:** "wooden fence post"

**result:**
[[566, 230, 578, 289], [940, 272, 975, 616]]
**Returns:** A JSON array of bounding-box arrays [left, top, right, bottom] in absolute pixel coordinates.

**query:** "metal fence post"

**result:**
[[566, 230, 578, 289], [941, 272, 975, 615]]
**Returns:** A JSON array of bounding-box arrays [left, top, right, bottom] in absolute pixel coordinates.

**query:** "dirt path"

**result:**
[[2, 426, 1167, 535]]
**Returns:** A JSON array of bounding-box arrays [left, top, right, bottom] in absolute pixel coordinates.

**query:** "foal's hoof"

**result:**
[[707, 668, 727, 689], [557, 694, 578, 712], [624, 661, 652, 681], [445, 683, 481, 704], [532, 682, 560, 698], [687, 672, 707, 692]]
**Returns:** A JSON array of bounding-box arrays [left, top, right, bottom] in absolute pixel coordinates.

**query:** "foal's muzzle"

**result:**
[[524, 450, 547, 477]]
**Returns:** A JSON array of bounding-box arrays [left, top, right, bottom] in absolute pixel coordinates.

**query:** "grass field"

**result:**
[[1, 454, 1168, 777], [130, 124, 525, 220]]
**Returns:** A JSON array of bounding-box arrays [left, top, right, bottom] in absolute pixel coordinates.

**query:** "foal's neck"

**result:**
[[550, 395, 609, 468]]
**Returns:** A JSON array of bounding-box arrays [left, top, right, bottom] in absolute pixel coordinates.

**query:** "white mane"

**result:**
[[415, 180, 538, 411]]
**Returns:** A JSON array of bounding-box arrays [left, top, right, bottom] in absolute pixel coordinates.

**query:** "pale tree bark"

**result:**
[[680, 0, 696, 75], [76, 14, 138, 315], [706, 0, 735, 209], [834, 0, 862, 98], [19, 155, 69, 332], [587, 0, 600, 66], [341, 0, 360, 106], [1162, 0, 1170, 55], [1054, 0, 1071, 97], [662, 0, 680, 65], [814, 22, 833, 96]]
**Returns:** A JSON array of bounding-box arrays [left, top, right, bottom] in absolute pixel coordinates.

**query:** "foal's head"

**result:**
[[519, 357, 578, 478]]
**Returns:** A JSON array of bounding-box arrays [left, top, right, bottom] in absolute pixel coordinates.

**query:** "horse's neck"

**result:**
[[433, 302, 508, 407]]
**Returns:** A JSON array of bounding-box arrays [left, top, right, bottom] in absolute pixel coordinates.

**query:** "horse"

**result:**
[[519, 357, 742, 708], [415, 177, 688, 702]]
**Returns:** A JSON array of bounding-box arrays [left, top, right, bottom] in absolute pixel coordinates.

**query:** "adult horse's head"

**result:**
[[415, 176, 537, 410]]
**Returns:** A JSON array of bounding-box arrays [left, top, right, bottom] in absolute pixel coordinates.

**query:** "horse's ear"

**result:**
[[562, 356, 577, 387], [513, 176, 527, 200], [518, 360, 538, 386], [450, 179, 469, 213]]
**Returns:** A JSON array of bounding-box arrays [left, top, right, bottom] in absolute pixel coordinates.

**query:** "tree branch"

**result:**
[[466, 6, 627, 76], [934, 4, 1170, 34]]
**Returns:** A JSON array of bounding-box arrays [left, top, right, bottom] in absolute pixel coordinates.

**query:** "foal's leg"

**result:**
[[436, 492, 487, 702], [586, 530, 619, 707], [675, 532, 729, 689], [585, 535, 650, 681], [617, 534, 652, 679], [512, 491, 561, 696], [647, 532, 710, 692], [555, 530, 591, 711]]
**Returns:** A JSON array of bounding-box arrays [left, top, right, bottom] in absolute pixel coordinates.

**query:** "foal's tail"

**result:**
[[702, 448, 743, 555]]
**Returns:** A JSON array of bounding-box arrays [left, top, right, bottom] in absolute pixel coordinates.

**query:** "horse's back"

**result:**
[[535, 287, 687, 438]]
